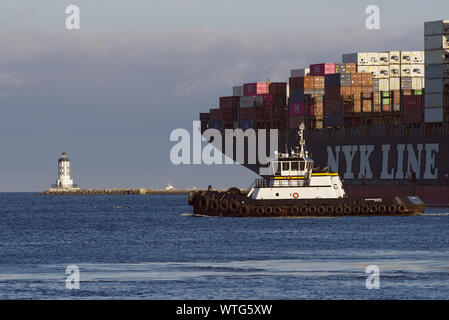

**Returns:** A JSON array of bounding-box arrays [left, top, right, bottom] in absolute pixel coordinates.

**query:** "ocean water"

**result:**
[[0, 192, 448, 300]]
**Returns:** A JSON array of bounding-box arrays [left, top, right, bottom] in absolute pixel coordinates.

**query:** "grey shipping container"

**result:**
[[401, 77, 412, 90], [425, 20, 449, 36], [373, 78, 379, 91], [425, 64, 449, 78]]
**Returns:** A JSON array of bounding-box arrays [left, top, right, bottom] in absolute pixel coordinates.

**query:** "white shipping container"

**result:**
[[379, 79, 389, 91], [425, 93, 444, 108], [401, 64, 411, 77], [389, 64, 401, 77], [425, 64, 449, 78], [240, 96, 255, 107], [379, 52, 389, 65], [401, 51, 412, 64], [233, 85, 243, 97], [425, 49, 449, 65], [379, 65, 389, 78], [367, 52, 379, 65], [357, 65, 370, 73], [425, 35, 449, 50], [424, 107, 444, 123], [389, 77, 400, 90], [291, 68, 310, 77], [424, 20, 449, 36], [342, 52, 369, 65], [412, 78, 424, 90], [368, 66, 379, 78], [425, 78, 446, 93], [411, 51, 425, 64], [389, 51, 401, 64], [411, 64, 425, 77]]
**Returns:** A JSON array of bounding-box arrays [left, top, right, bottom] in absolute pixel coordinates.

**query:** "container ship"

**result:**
[[198, 20, 449, 206]]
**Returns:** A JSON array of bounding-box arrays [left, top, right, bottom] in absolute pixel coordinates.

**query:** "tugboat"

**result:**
[[188, 123, 427, 217]]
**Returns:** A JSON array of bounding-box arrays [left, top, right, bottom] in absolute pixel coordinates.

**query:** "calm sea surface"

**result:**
[[0, 192, 448, 299]]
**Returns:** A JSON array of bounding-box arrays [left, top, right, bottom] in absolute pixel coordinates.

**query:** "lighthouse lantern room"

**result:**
[[55, 152, 75, 189]]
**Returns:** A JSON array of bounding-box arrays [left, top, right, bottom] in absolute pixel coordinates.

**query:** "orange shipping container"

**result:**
[[351, 73, 362, 86], [351, 85, 362, 97], [341, 86, 352, 99], [314, 76, 325, 89], [362, 100, 372, 112], [354, 100, 362, 113], [345, 63, 357, 73], [361, 73, 373, 86]]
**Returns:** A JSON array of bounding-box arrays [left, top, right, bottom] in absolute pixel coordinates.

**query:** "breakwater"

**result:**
[[39, 188, 196, 195]]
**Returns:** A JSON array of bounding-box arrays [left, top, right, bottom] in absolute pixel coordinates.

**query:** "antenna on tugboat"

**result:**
[[298, 122, 306, 159]]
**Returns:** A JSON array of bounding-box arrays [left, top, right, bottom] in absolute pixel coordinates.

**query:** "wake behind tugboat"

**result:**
[[188, 123, 426, 217]]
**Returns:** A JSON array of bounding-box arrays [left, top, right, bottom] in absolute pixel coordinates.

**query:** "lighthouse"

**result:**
[[55, 152, 75, 188]]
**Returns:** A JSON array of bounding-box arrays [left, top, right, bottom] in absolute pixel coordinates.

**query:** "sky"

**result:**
[[0, 0, 448, 191]]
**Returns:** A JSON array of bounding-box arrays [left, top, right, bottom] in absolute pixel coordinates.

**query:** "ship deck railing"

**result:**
[[254, 178, 307, 188], [303, 123, 449, 141]]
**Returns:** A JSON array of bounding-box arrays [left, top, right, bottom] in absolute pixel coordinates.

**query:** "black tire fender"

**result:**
[[229, 200, 240, 212], [210, 199, 219, 212]]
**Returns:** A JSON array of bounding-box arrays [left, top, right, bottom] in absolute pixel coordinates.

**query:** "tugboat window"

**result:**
[[300, 161, 305, 171], [282, 162, 290, 171], [291, 162, 299, 171]]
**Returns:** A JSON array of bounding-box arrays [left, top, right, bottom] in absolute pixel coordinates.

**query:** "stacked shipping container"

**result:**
[[343, 51, 425, 115], [202, 50, 430, 131], [206, 82, 288, 131], [424, 20, 449, 123]]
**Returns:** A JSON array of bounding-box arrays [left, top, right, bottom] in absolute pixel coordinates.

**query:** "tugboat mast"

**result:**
[[298, 122, 306, 159]]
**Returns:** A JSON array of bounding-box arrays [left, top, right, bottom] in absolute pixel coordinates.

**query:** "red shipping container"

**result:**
[[289, 115, 305, 129], [209, 108, 223, 121], [325, 87, 343, 100], [259, 94, 273, 106], [239, 107, 253, 120], [219, 96, 240, 109], [403, 95, 422, 109], [289, 102, 305, 116], [324, 99, 341, 114], [243, 82, 268, 96], [289, 77, 305, 90], [255, 107, 266, 120], [307, 104, 315, 116], [310, 63, 336, 76], [403, 108, 422, 124], [257, 82, 269, 94], [268, 82, 287, 95]]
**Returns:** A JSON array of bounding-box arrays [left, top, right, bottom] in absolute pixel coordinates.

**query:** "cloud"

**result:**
[[0, 26, 422, 190]]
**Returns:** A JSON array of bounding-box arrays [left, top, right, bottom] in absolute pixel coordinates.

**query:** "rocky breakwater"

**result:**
[[39, 188, 196, 195]]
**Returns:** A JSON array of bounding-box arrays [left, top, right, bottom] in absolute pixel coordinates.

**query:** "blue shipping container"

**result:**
[[239, 120, 254, 130], [324, 114, 341, 127], [325, 73, 341, 87], [209, 120, 223, 131], [289, 89, 305, 103]]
